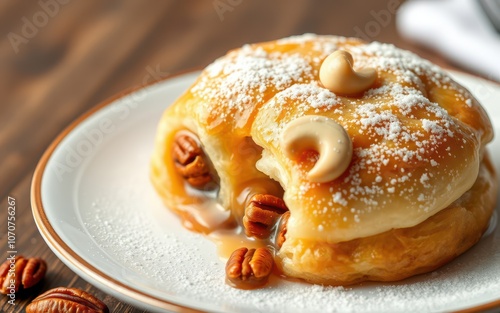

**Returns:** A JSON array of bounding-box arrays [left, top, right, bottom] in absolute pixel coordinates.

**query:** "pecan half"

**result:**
[[225, 247, 273, 289], [243, 194, 288, 239], [26, 287, 109, 313], [276, 211, 290, 249], [0, 256, 47, 294], [172, 131, 212, 188]]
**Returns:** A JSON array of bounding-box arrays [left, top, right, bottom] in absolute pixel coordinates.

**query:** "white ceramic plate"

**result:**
[[32, 71, 500, 313]]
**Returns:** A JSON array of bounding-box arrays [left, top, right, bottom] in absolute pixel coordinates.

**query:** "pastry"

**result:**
[[150, 34, 497, 287]]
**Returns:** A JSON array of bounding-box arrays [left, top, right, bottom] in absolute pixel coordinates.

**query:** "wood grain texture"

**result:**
[[0, 0, 491, 312]]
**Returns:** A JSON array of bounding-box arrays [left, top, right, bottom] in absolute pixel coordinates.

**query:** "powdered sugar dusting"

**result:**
[[190, 35, 362, 128], [191, 45, 315, 126], [250, 35, 480, 235], [335, 82, 461, 213], [277, 33, 345, 56], [350, 41, 451, 87], [80, 181, 500, 313], [275, 83, 341, 109]]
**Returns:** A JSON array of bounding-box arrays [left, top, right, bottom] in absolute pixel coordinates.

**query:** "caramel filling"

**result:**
[[180, 177, 285, 256]]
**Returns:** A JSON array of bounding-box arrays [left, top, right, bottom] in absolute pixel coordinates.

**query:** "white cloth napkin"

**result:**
[[396, 0, 500, 82]]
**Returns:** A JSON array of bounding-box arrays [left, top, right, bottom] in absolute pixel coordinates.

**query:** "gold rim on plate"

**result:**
[[30, 70, 203, 313]]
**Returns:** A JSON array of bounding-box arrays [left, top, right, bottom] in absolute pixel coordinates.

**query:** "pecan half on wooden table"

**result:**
[[26, 287, 109, 313], [0, 256, 47, 294]]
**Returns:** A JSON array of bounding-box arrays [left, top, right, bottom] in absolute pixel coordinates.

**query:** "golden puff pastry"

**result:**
[[150, 34, 497, 286]]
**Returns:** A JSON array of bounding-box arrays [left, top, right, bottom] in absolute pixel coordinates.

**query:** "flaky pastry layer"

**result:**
[[277, 153, 497, 285]]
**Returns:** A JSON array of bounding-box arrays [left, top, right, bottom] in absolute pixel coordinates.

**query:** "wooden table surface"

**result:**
[[0, 1, 496, 312]]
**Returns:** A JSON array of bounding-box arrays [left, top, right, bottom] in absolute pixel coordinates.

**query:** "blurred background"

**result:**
[[0, 0, 498, 312]]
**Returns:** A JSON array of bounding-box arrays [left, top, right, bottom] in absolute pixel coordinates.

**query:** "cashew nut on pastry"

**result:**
[[281, 115, 353, 183], [319, 50, 377, 95]]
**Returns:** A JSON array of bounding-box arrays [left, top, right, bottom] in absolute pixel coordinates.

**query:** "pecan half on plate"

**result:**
[[225, 247, 274, 289]]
